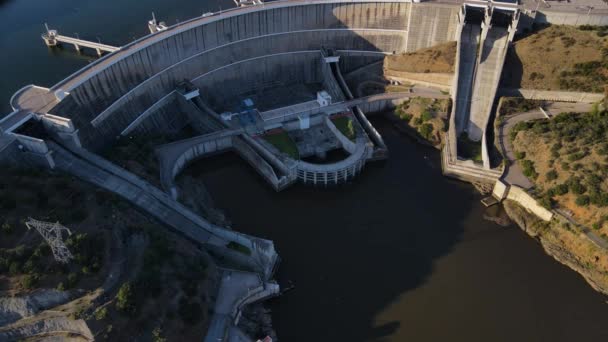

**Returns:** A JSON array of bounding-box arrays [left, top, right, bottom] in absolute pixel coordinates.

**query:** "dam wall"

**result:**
[[406, 3, 460, 52], [40, 1, 461, 151]]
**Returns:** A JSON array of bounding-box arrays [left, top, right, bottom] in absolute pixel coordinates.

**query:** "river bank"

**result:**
[[504, 200, 608, 296]]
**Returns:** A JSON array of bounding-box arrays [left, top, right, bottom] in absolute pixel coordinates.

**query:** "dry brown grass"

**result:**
[[384, 41, 457, 74], [505, 25, 607, 90]]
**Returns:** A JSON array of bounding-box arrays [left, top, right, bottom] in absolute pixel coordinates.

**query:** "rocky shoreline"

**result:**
[[503, 200, 608, 296]]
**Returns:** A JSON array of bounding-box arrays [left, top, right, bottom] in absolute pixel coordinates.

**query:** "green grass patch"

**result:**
[[332, 116, 356, 141], [263, 131, 299, 159]]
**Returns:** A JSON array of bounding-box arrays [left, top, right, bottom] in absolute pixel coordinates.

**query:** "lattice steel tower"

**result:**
[[25, 218, 73, 263]]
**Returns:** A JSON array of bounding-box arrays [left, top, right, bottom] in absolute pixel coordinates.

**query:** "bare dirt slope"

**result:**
[[503, 25, 608, 92], [384, 41, 456, 74]]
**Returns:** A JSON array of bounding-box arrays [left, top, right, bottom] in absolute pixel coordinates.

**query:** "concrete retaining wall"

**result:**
[[498, 88, 604, 103], [536, 10, 608, 26], [384, 71, 453, 91], [505, 185, 553, 221]]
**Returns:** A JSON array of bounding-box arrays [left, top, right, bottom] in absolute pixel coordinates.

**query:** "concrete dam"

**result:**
[[0, 0, 526, 340]]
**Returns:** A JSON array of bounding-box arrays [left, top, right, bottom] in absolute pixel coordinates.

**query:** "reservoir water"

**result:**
[[2, 1, 608, 341]]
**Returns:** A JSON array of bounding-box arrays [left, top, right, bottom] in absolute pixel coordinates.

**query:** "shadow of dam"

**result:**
[[183, 118, 608, 342]]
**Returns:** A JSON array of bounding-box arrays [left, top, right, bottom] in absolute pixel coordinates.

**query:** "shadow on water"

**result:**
[[184, 118, 472, 340], [184, 118, 608, 342]]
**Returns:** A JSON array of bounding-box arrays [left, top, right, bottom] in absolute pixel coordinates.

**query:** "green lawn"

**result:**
[[332, 116, 356, 141], [263, 131, 299, 159]]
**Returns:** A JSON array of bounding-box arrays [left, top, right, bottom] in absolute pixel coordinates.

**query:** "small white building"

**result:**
[[316, 91, 332, 107]]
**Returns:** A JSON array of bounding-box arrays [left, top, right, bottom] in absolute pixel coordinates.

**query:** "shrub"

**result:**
[[539, 196, 554, 209], [515, 151, 526, 160], [568, 179, 586, 195], [152, 327, 167, 342], [56, 282, 65, 291], [116, 282, 135, 313], [575, 195, 590, 206], [418, 123, 434, 140], [521, 160, 538, 179], [421, 110, 433, 122], [94, 307, 108, 321], [400, 113, 413, 123], [21, 274, 40, 289], [66, 272, 79, 288], [9, 262, 20, 275], [552, 183, 569, 196]]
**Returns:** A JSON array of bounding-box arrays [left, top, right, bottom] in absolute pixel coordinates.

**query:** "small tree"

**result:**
[[116, 282, 135, 313], [418, 123, 434, 140], [546, 170, 558, 181], [94, 307, 108, 321]]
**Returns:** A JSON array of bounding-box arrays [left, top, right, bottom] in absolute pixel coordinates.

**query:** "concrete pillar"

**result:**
[[74, 44, 81, 53], [42, 36, 57, 47], [96, 48, 102, 56]]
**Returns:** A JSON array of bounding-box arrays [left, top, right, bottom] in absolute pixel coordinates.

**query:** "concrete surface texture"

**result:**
[[506, 186, 554, 221], [20, 1, 465, 151], [454, 23, 481, 134], [467, 26, 509, 141]]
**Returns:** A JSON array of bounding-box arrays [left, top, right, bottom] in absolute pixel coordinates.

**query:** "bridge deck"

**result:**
[[55, 35, 119, 52]]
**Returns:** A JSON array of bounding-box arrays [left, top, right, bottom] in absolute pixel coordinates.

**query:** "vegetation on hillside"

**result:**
[[499, 98, 546, 116], [393, 97, 449, 147], [504, 25, 608, 92], [0, 166, 216, 341], [0, 168, 110, 296], [511, 106, 608, 238]]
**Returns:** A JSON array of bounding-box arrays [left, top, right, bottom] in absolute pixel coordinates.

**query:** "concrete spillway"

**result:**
[[454, 23, 481, 134], [467, 25, 509, 141]]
